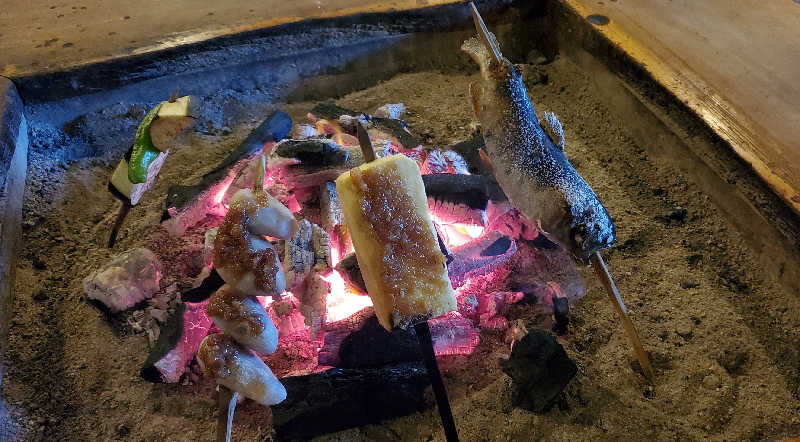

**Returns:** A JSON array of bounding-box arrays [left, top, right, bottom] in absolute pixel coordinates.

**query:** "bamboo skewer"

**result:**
[[216, 387, 238, 442], [590, 252, 655, 381], [356, 121, 460, 441]]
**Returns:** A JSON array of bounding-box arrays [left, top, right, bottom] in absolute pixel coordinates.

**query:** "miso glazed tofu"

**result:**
[[335, 154, 456, 330]]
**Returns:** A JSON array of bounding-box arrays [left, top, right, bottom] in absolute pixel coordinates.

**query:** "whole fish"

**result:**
[[461, 14, 615, 260]]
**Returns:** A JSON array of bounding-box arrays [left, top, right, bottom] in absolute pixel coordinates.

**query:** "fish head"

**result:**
[[566, 193, 616, 261]]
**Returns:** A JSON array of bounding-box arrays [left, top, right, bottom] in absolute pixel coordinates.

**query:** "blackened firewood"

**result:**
[[309, 102, 361, 120], [181, 268, 224, 303], [272, 362, 430, 441], [273, 139, 349, 168], [372, 117, 420, 150], [422, 173, 490, 210], [337, 315, 422, 368], [334, 253, 367, 294], [552, 297, 569, 335]]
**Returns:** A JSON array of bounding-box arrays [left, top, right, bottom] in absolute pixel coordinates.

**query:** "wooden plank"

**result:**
[[564, 0, 800, 214], [0, 0, 463, 78]]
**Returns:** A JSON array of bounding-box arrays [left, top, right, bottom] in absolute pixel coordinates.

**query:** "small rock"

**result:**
[[83, 248, 162, 312], [718, 349, 749, 376], [703, 373, 720, 389], [31, 255, 47, 270], [681, 279, 700, 289], [500, 329, 577, 412], [519, 65, 548, 89], [675, 319, 693, 338], [33, 290, 48, 301], [668, 207, 688, 222]]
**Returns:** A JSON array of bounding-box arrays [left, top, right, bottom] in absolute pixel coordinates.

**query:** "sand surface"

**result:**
[[4, 54, 800, 441]]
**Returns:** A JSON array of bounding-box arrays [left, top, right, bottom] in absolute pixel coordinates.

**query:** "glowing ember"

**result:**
[[320, 270, 373, 323], [212, 176, 235, 205]]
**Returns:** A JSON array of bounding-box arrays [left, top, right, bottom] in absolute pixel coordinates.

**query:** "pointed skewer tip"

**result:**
[[469, 2, 503, 64]]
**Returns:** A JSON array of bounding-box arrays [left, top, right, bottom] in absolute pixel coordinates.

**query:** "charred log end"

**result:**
[[272, 362, 430, 441], [501, 330, 577, 413], [552, 297, 569, 335]]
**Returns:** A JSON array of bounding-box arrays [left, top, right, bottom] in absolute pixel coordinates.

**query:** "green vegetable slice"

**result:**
[[128, 103, 164, 184]]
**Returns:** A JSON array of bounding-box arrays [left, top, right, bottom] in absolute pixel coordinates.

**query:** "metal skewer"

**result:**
[[469, 2, 503, 64], [356, 121, 459, 441], [590, 252, 655, 381]]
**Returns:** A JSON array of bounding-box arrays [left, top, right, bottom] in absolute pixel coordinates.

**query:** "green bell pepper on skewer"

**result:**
[[128, 103, 164, 184]]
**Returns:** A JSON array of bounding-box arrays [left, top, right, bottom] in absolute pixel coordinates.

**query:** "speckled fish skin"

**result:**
[[462, 35, 615, 259]]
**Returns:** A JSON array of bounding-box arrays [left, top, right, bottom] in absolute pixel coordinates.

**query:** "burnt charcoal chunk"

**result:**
[[422, 173, 490, 210], [481, 236, 512, 256], [310, 102, 361, 120], [272, 362, 429, 441], [501, 329, 577, 412], [338, 316, 422, 368], [274, 139, 349, 167], [334, 253, 366, 293], [372, 117, 420, 149], [181, 268, 224, 302]]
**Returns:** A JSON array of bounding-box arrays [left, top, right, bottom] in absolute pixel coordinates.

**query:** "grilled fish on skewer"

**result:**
[[462, 5, 615, 259]]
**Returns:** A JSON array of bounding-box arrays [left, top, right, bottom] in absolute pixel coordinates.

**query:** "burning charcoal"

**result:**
[[486, 202, 540, 241], [424, 173, 491, 226], [272, 139, 350, 168], [272, 362, 429, 441], [421, 149, 469, 175], [309, 102, 363, 121], [203, 227, 218, 267], [464, 291, 525, 330], [284, 220, 331, 290], [373, 103, 406, 120], [291, 124, 317, 139], [448, 232, 517, 287], [162, 111, 291, 235], [295, 272, 329, 341], [428, 312, 481, 356], [270, 296, 308, 338], [140, 300, 213, 383], [372, 117, 420, 150], [320, 311, 479, 368], [83, 248, 162, 312], [500, 329, 577, 413], [333, 253, 366, 294]]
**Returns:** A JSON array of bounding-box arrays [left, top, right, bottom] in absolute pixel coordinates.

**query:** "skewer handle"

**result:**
[[414, 320, 459, 442], [590, 252, 655, 381], [217, 386, 238, 442]]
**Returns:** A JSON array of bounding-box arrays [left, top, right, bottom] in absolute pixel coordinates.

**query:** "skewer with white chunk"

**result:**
[[198, 155, 297, 441]]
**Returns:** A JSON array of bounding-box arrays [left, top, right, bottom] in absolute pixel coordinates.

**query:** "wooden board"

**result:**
[[0, 0, 462, 78], [564, 0, 800, 214]]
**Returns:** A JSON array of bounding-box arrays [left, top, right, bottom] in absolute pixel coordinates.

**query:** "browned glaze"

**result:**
[[197, 333, 242, 379], [206, 286, 265, 336], [214, 190, 280, 295], [350, 165, 448, 314]]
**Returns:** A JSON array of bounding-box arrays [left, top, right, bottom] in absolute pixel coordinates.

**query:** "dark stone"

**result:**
[[0, 77, 23, 192], [272, 362, 430, 441], [680, 279, 700, 289], [337, 315, 422, 368], [33, 290, 48, 302], [501, 330, 577, 412]]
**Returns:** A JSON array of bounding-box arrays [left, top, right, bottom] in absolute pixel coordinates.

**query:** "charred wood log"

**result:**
[[140, 300, 212, 383], [284, 220, 331, 290], [422, 173, 490, 210], [333, 253, 366, 294], [272, 362, 430, 441], [447, 232, 517, 287], [161, 111, 291, 234], [271, 139, 350, 168]]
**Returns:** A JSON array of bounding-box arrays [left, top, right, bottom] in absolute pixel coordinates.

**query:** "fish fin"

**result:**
[[469, 81, 482, 120], [478, 148, 496, 175], [542, 111, 565, 150]]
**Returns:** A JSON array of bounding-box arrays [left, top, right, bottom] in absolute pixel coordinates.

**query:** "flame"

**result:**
[[212, 176, 235, 205], [315, 119, 345, 136], [320, 269, 372, 323], [431, 216, 486, 248]]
